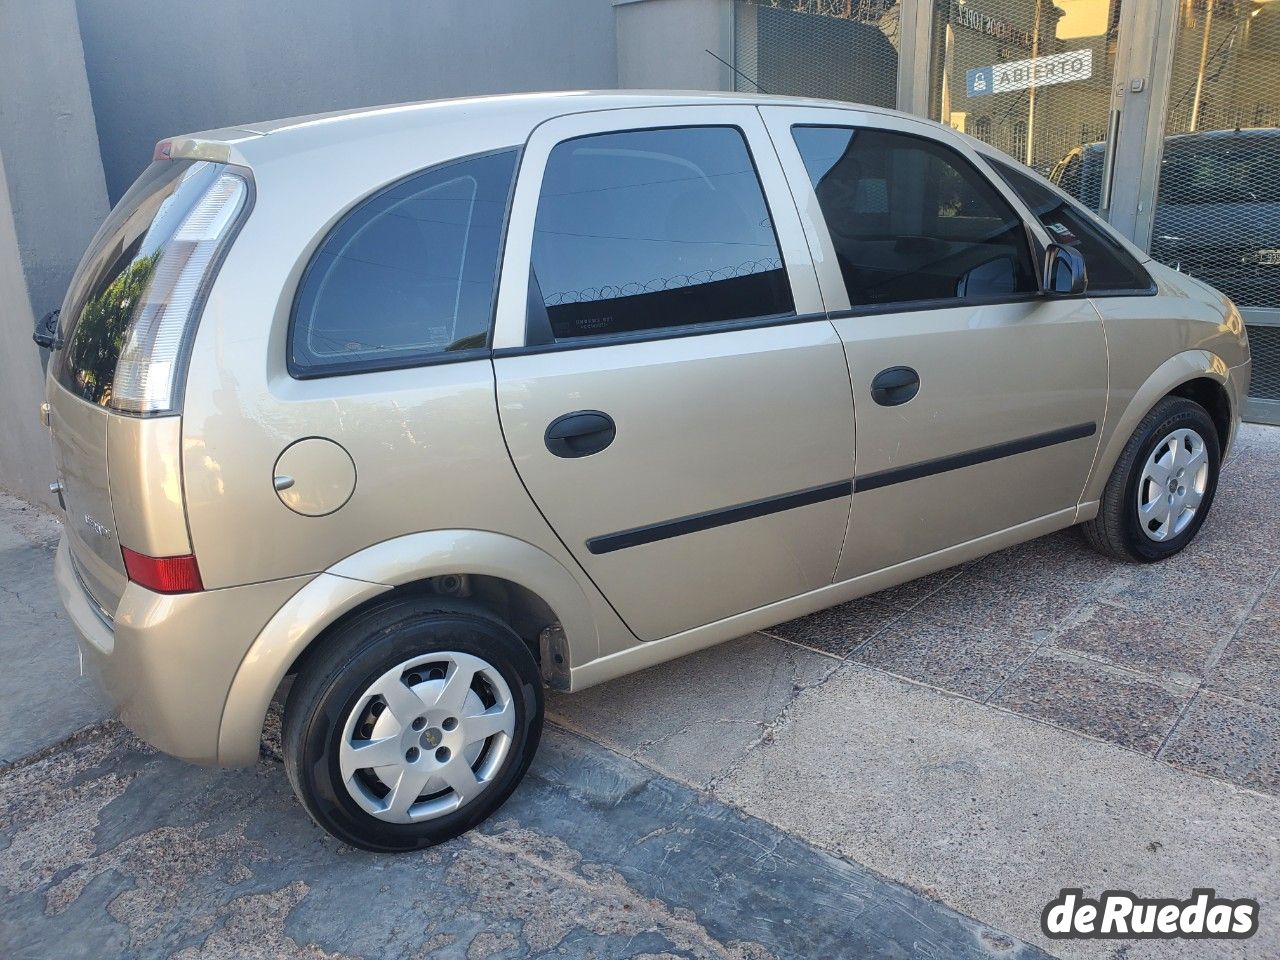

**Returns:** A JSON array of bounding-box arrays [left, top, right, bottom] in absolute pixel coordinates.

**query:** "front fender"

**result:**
[[216, 529, 599, 766], [1082, 349, 1235, 507]]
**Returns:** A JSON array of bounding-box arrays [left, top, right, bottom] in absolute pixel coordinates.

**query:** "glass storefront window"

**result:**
[[928, 0, 1119, 206], [1153, 0, 1280, 315]]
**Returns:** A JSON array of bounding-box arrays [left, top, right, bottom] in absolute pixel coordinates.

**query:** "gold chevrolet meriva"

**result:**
[[41, 92, 1250, 851]]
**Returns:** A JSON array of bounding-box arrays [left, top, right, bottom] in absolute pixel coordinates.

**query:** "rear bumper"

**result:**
[[55, 536, 312, 766]]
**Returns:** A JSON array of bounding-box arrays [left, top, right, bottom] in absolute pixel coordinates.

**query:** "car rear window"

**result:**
[[289, 150, 517, 377], [55, 160, 204, 406]]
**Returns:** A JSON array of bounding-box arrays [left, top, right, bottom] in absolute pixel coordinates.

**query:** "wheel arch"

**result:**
[[1084, 350, 1235, 507], [216, 529, 600, 766]]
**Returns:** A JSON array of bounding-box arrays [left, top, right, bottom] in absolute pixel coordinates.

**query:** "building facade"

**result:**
[[1, 0, 1275, 507]]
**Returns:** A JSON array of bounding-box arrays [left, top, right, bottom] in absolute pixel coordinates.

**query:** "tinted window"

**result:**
[[987, 155, 1152, 293], [290, 150, 516, 376], [530, 127, 794, 341], [792, 126, 1038, 306]]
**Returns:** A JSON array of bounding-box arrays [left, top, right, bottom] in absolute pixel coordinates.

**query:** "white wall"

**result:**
[[0, 0, 109, 508], [615, 0, 734, 91]]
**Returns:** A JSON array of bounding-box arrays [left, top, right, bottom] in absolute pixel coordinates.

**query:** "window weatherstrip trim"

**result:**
[[584, 422, 1097, 554]]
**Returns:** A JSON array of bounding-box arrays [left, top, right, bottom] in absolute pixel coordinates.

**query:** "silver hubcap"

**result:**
[[1137, 427, 1209, 542], [339, 651, 515, 823]]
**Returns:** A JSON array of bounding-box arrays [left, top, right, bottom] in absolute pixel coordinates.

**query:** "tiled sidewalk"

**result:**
[[764, 423, 1280, 793]]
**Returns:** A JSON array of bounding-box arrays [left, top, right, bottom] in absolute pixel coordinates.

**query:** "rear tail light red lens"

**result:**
[[121, 547, 203, 594]]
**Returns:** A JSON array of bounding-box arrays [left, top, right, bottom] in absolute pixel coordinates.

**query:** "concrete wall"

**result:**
[[77, 0, 621, 202], [615, 0, 733, 91], [0, 0, 110, 509]]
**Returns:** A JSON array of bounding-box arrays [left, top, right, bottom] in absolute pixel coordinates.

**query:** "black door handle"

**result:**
[[544, 410, 616, 458], [870, 366, 920, 407]]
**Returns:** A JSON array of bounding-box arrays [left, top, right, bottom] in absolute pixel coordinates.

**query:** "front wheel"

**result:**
[[282, 597, 543, 852], [1082, 395, 1221, 563]]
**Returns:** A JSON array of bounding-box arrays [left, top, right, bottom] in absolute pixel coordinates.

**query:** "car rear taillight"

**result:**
[[110, 165, 249, 415], [121, 547, 204, 594]]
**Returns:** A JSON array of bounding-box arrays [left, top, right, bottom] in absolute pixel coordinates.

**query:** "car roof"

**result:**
[[233, 90, 917, 135], [164, 90, 924, 163]]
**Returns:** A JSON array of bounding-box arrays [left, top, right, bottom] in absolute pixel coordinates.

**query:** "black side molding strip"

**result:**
[[584, 421, 1096, 554], [854, 421, 1097, 493], [585, 479, 853, 555]]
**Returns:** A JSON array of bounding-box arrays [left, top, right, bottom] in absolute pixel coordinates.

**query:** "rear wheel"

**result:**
[[282, 597, 543, 851], [1082, 396, 1220, 563]]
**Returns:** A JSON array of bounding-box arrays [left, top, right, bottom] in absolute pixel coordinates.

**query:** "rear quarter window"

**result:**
[[289, 150, 517, 377]]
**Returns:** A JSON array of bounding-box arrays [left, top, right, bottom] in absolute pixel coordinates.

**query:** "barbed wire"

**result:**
[[543, 258, 783, 305]]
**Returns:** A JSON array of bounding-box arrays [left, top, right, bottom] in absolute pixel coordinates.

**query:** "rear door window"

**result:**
[[791, 126, 1039, 307], [289, 150, 517, 376], [528, 126, 794, 341], [986, 155, 1153, 294]]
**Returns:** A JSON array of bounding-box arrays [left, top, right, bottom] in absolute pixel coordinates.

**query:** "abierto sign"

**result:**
[[966, 48, 1093, 97]]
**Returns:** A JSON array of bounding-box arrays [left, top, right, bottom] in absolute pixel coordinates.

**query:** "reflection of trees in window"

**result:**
[[65, 251, 160, 407]]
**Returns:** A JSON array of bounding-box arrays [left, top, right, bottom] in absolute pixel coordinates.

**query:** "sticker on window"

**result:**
[[1046, 221, 1079, 245]]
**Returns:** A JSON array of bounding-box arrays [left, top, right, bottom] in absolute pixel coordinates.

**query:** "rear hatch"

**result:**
[[47, 158, 250, 614]]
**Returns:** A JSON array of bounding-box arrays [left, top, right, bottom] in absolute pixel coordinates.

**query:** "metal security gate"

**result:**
[[1153, 0, 1280, 422], [732, 1, 904, 106], [731, 0, 1280, 423]]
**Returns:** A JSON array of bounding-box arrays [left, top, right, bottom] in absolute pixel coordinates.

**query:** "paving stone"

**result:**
[[966, 530, 1119, 589], [1237, 584, 1280, 645], [1051, 601, 1223, 683], [548, 632, 833, 788], [913, 568, 1092, 635], [1161, 692, 1280, 794], [849, 613, 1038, 701], [1207, 637, 1280, 711], [991, 652, 1192, 754], [765, 597, 900, 656], [858, 568, 963, 612], [1096, 563, 1262, 631]]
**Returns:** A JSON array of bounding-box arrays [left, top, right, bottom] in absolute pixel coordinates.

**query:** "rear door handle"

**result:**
[[544, 410, 616, 458], [870, 366, 920, 407]]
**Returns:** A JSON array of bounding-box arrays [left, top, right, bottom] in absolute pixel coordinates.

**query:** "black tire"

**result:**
[[282, 595, 543, 852], [1081, 396, 1221, 563]]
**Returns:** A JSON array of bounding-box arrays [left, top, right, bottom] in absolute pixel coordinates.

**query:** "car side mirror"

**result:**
[[1044, 243, 1087, 297], [32, 308, 62, 350]]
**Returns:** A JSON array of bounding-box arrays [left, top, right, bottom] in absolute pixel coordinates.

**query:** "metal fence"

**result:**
[[732, 0, 901, 106]]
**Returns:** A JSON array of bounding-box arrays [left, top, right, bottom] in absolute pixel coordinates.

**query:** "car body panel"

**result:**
[[56, 536, 312, 764], [47, 380, 129, 614]]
